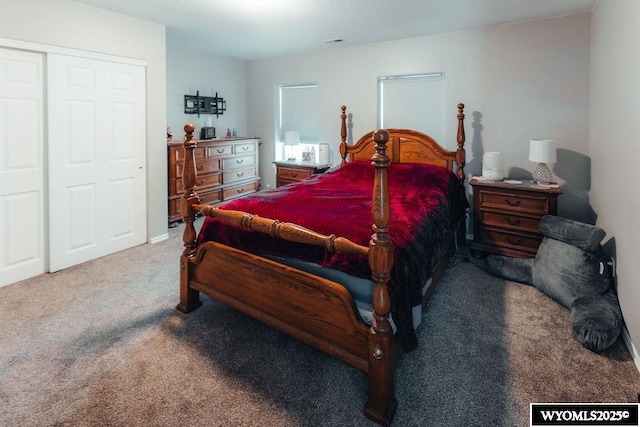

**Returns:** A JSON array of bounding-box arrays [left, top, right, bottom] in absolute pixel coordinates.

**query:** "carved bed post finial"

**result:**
[[339, 105, 348, 167], [365, 128, 397, 424], [456, 103, 466, 182], [182, 123, 200, 258]]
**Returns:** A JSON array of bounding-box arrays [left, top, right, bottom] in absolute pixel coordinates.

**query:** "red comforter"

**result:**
[[196, 160, 468, 350]]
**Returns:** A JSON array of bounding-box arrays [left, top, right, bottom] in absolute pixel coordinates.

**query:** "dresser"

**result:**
[[273, 161, 331, 187], [168, 137, 260, 225], [470, 179, 561, 258]]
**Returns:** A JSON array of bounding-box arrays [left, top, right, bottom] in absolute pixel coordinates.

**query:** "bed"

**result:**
[[177, 104, 467, 426]]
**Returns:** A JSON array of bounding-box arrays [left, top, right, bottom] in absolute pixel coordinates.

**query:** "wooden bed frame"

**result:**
[[177, 103, 466, 426]]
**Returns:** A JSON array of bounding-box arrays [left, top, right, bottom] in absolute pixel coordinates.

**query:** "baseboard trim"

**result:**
[[621, 325, 640, 374], [149, 233, 169, 244]]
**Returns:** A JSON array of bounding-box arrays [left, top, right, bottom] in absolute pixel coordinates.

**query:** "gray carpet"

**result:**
[[1, 222, 638, 426]]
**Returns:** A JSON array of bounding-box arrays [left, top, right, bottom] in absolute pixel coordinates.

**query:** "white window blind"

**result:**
[[378, 73, 446, 145], [279, 83, 318, 142]]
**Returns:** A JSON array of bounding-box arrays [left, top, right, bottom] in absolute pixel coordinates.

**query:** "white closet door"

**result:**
[[0, 47, 44, 288], [47, 54, 146, 272]]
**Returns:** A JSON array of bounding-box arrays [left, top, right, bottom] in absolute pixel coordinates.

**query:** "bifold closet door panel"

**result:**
[[0, 47, 45, 288], [47, 53, 147, 272]]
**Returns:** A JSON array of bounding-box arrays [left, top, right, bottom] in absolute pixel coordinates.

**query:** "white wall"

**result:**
[[590, 1, 640, 368], [0, 0, 167, 242], [247, 14, 592, 224], [166, 45, 249, 141]]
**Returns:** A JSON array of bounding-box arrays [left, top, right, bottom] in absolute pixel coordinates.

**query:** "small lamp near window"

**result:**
[[529, 139, 556, 185], [284, 131, 300, 161]]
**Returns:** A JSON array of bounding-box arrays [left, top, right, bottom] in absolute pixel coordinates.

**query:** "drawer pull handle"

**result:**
[[291, 173, 298, 177], [196, 165, 204, 171], [217, 149, 225, 153], [242, 146, 249, 151], [504, 198, 521, 207], [236, 159, 244, 164], [196, 180, 205, 186], [505, 217, 521, 226], [237, 188, 244, 193], [505, 237, 522, 246], [236, 172, 244, 177]]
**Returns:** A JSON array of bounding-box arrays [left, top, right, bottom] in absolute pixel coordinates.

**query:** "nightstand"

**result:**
[[273, 161, 331, 187], [470, 178, 561, 258]]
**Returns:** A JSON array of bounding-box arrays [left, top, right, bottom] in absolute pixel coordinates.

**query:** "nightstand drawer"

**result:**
[[278, 167, 313, 181], [480, 211, 542, 234], [479, 191, 550, 215], [479, 228, 541, 255]]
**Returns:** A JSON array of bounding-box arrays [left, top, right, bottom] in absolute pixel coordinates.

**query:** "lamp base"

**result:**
[[532, 163, 553, 185]]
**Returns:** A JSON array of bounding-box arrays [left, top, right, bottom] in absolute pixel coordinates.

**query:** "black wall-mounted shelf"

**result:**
[[184, 90, 226, 117]]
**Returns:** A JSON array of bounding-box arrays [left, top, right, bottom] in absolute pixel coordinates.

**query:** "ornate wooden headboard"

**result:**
[[339, 103, 466, 182]]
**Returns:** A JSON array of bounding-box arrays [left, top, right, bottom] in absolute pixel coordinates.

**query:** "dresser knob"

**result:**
[[504, 198, 521, 207]]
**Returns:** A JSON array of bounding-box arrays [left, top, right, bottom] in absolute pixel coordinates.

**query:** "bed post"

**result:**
[[455, 103, 466, 181], [364, 129, 397, 426], [339, 105, 348, 166], [177, 123, 203, 313]]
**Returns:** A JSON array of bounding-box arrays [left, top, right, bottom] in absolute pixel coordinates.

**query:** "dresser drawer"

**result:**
[[223, 155, 255, 170], [223, 181, 259, 200], [195, 173, 222, 189], [176, 158, 221, 178], [479, 190, 551, 215], [480, 211, 542, 234], [223, 167, 256, 184], [277, 166, 313, 182], [199, 188, 223, 206], [234, 141, 256, 154], [206, 144, 234, 158], [174, 145, 207, 162]]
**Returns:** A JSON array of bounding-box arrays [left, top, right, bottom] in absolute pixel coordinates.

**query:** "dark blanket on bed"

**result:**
[[196, 160, 468, 350]]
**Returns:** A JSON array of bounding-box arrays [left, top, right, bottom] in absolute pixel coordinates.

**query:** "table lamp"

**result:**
[[529, 139, 556, 185], [284, 131, 300, 161]]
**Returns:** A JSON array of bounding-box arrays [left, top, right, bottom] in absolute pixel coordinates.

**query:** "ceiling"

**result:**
[[73, 0, 598, 61]]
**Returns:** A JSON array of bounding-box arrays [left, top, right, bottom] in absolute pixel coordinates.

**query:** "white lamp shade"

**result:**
[[529, 139, 557, 164], [284, 131, 300, 146]]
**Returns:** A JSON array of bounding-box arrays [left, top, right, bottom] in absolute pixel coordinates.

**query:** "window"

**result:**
[[378, 73, 447, 145], [277, 83, 318, 161]]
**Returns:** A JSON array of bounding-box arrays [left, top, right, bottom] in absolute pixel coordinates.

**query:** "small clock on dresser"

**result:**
[[470, 178, 561, 258]]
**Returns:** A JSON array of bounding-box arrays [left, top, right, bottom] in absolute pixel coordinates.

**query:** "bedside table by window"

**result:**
[[273, 161, 331, 187], [470, 178, 561, 258]]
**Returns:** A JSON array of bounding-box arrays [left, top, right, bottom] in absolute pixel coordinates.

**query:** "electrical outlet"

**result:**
[[607, 257, 616, 278]]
